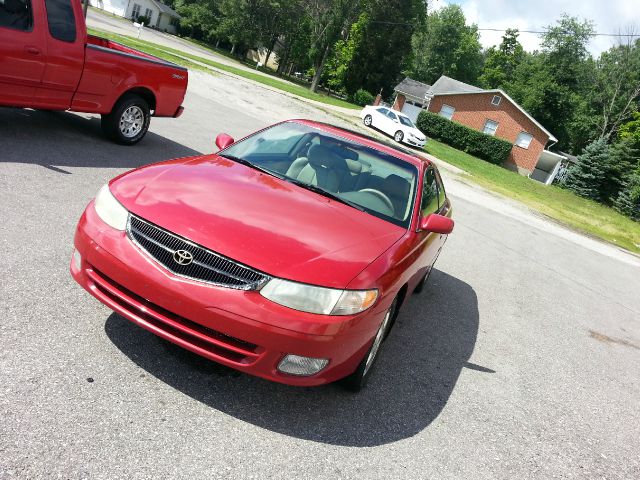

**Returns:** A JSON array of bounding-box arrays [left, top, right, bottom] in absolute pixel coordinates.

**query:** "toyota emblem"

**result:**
[[173, 249, 193, 266]]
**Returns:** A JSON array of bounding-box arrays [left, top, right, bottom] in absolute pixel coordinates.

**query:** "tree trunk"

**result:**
[[230, 43, 236, 55], [83, 0, 89, 18], [264, 37, 277, 70], [310, 44, 330, 93], [215, 39, 220, 49]]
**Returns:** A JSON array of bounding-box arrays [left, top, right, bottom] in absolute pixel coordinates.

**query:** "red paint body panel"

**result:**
[[0, 0, 187, 116], [70, 121, 453, 385]]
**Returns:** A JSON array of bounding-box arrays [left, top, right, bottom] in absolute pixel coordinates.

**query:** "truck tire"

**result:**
[[101, 94, 151, 145]]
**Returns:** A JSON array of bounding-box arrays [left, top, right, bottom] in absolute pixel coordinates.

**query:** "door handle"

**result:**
[[25, 46, 41, 55]]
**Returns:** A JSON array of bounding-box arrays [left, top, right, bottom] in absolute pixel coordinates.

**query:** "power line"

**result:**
[[368, 21, 640, 37], [477, 28, 639, 37]]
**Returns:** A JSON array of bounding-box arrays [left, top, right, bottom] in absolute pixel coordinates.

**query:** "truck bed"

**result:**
[[87, 35, 182, 70]]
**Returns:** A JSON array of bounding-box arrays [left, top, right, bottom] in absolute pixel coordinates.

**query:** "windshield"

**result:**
[[398, 116, 415, 128], [221, 122, 418, 228]]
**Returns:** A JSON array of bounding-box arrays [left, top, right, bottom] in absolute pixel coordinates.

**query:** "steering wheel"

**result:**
[[358, 188, 394, 214]]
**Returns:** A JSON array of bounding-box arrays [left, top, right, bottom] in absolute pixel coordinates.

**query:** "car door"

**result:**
[[32, 0, 84, 109], [385, 110, 400, 136], [0, 0, 47, 107], [372, 107, 389, 129], [411, 166, 447, 283]]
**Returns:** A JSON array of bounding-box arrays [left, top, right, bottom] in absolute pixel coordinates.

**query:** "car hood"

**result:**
[[110, 155, 405, 288]]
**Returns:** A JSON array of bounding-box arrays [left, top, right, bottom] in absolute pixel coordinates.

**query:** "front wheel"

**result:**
[[394, 130, 404, 143], [363, 114, 372, 127], [340, 296, 398, 392], [101, 94, 151, 145]]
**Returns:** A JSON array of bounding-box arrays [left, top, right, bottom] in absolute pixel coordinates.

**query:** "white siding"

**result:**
[[89, 0, 128, 17]]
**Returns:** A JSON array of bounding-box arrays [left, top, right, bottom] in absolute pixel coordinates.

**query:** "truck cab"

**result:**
[[0, 0, 188, 144]]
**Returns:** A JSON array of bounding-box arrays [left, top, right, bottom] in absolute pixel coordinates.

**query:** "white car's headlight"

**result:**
[[94, 184, 128, 230], [260, 278, 378, 316]]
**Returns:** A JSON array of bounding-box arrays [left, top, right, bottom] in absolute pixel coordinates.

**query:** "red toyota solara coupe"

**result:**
[[71, 120, 453, 390]]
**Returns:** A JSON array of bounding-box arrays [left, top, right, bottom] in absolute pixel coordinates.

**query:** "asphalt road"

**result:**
[[1, 70, 639, 479]]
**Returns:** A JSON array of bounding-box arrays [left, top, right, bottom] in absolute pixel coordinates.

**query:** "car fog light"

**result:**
[[277, 354, 329, 376], [73, 249, 82, 270]]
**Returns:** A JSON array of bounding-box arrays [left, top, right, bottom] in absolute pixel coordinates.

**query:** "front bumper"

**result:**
[[71, 204, 386, 386], [404, 136, 426, 148]]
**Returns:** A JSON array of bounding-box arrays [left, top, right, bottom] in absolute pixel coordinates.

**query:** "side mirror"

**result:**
[[215, 133, 235, 150], [419, 214, 454, 234]]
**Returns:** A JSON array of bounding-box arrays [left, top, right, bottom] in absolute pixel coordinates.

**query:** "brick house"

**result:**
[[392, 76, 565, 184]]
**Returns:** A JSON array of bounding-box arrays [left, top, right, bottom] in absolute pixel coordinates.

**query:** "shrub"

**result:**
[[350, 89, 375, 107], [416, 111, 512, 165], [135, 15, 150, 25]]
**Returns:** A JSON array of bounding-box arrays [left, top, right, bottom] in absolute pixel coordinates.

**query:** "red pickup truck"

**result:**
[[0, 0, 188, 144]]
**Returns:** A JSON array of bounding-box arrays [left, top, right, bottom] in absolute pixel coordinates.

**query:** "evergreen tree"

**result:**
[[602, 139, 640, 203], [563, 138, 610, 201], [614, 166, 640, 220]]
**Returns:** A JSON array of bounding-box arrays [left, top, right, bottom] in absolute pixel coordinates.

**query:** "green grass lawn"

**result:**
[[425, 139, 640, 254], [88, 28, 359, 110]]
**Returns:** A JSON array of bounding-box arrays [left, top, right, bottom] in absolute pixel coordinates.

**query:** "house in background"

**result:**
[[392, 75, 565, 184], [90, 0, 181, 34]]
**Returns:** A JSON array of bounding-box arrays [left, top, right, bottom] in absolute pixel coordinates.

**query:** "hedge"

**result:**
[[350, 89, 375, 107], [416, 111, 513, 165]]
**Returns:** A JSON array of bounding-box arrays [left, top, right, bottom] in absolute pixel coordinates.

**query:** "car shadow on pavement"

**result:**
[[0, 107, 200, 170], [104, 269, 480, 447]]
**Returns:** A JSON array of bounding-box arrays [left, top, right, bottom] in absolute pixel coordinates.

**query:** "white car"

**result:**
[[360, 106, 427, 148]]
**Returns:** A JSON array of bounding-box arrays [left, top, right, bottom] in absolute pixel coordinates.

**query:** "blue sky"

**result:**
[[441, 0, 640, 56]]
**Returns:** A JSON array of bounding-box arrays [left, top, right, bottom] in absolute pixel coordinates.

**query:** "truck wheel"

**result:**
[[101, 94, 151, 145], [340, 296, 399, 392]]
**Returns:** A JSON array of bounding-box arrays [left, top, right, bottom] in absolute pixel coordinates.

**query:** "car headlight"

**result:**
[[94, 184, 128, 230], [259, 278, 378, 315]]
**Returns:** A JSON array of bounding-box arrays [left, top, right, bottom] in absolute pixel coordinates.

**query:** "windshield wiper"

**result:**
[[286, 179, 366, 212], [218, 154, 286, 180]]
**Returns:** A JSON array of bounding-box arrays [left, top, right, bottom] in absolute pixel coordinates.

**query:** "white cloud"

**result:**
[[438, 0, 640, 56]]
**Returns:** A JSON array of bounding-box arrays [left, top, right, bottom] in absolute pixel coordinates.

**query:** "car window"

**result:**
[[376, 107, 389, 115], [44, 0, 76, 42], [386, 111, 397, 121], [398, 116, 415, 128], [221, 122, 418, 229], [0, 0, 33, 31], [435, 170, 446, 209], [421, 167, 439, 217]]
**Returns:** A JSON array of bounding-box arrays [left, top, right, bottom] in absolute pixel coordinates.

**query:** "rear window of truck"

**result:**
[[44, 0, 76, 42]]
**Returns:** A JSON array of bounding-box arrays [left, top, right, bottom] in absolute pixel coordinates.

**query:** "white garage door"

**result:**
[[401, 103, 423, 123]]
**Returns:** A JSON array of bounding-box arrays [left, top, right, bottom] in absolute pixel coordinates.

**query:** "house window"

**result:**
[[515, 132, 533, 149], [483, 120, 499, 136], [144, 8, 153, 21], [439, 104, 455, 120], [131, 3, 141, 18], [491, 95, 502, 106]]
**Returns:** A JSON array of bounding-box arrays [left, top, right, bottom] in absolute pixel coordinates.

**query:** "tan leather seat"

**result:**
[[381, 174, 411, 218], [286, 144, 341, 192]]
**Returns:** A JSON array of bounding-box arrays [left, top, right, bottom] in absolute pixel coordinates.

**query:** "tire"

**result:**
[[363, 114, 372, 127], [394, 130, 404, 143], [340, 296, 399, 392], [101, 94, 151, 145]]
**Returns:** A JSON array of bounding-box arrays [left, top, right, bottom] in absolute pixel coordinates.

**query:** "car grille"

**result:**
[[127, 215, 269, 290]]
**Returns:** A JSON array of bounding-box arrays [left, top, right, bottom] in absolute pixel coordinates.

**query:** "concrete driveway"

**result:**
[[1, 69, 639, 479]]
